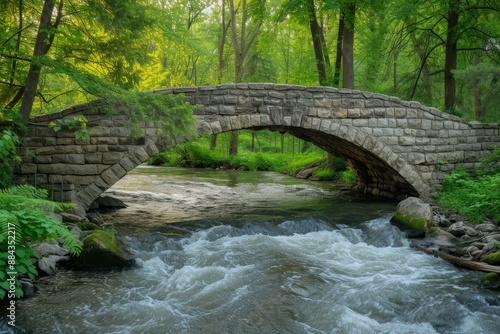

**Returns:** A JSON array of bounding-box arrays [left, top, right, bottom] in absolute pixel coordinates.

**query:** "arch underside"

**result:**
[[203, 124, 423, 201]]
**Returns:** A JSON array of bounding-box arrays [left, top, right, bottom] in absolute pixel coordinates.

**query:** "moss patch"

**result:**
[[73, 230, 133, 269], [481, 273, 500, 286], [391, 211, 428, 238], [481, 251, 500, 265]]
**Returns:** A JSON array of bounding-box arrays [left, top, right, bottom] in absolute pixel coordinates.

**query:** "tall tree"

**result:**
[[19, 0, 63, 124], [444, 0, 459, 111], [341, 2, 355, 89]]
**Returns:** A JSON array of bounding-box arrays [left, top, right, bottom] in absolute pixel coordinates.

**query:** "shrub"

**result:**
[[0, 185, 82, 299], [437, 165, 500, 223]]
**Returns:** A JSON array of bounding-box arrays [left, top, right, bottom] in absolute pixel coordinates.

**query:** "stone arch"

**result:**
[[75, 139, 161, 209], [197, 116, 429, 200]]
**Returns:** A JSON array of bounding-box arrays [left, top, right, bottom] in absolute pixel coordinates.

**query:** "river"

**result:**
[[3, 166, 500, 333]]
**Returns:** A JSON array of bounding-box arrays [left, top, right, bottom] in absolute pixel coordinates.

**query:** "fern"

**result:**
[[0, 185, 82, 299]]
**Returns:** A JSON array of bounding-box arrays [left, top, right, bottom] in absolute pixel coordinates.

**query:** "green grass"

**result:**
[[150, 130, 356, 184]]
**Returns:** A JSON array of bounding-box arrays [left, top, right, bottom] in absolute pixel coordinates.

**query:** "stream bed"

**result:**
[[3, 166, 500, 333]]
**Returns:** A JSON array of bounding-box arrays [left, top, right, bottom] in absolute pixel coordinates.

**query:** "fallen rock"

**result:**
[[391, 197, 433, 238], [34, 242, 69, 257], [476, 223, 498, 233], [73, 230, 134, 270], [99, 195, 128, 209], [448, 221, 479, 237], [424, 227, 461, 248], [37, 256, 57, 276], [60, 212, 88, 223]]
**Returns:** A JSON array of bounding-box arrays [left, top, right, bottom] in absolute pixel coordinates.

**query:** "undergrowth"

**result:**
[[0, 185, 82, 299], [437, 148, 500, 223]]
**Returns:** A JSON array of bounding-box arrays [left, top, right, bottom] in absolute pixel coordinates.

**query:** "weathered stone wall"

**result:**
[[16, 83, 500, 210], [17, 101, 162, 210]]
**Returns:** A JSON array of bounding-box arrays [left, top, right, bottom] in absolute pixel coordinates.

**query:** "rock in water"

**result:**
[[73, 230, 134, 269], [391, 197, 433, 238]]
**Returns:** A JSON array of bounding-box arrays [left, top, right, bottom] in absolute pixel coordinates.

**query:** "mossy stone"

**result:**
[[73, 230, 134, 269], [481, 251, 500, 265], [391, 211, 428, 238], [481, 273, 500, 286], [390, 197, 432, 238]]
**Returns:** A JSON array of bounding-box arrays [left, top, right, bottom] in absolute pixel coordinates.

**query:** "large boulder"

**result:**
[[73, 230, 134, 270], [391, 197, 433, 238]]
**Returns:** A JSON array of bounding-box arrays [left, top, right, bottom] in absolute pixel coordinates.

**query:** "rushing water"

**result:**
[[3, 167, 500, 333]]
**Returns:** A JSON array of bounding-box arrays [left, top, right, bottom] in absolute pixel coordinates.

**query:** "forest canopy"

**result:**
[[1, 0, 500, 123]]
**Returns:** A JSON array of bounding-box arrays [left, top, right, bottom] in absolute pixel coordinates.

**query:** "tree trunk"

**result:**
[[9, 0, 23, 86], [229, 130, 238, 156], [19, 0, 62, 124], [227, 0, 263, 156], [444, 0, 459, 111], [333, 13, 344, 87], [473, 53, 481, 120], [393, 50, 398, 94], [210, 134, 218, 151], [307, 0, 327, 85], [342, 3, 355, 89]]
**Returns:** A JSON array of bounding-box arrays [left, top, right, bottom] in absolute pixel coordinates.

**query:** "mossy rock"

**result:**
[[73, 230, 134, 270], [481, 273, 500, 287], [77, 222, 101, 231], [391, 197, 432, 238], [481, 251, 500, 265]]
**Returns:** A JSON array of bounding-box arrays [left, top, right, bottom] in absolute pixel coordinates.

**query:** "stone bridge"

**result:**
[[16, 83, 500, 211]]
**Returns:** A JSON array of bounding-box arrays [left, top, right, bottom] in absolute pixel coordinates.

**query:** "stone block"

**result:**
[[119, 157, 136, 172], [310, 118, 321, 130], [333, 109, 348, 118], [354, 131, 367, 146], [20, 164, 37, 174], [38, 164, 97, 175], [100, 168, 120, 186], [394, 108, 406, 118], [250, 115, 261, 127], [102, 152, 123, 165], [399, 136, 415, 146], [260, 114, 272, 126], [314, 99, 332, 108], [133, 147, 150, 162], [229, 116, 241, 129], [210, 121, 223, 134], [365, 99, 384, 108], [283, 116, 292, 126], [110, 164, 126, 179], [239, 115, 251, 128], [408, 153, 425, 164], [352, 119, 369, 127], [53, 154, 85, 164], [320, 119, 332, 132], [34, 156, 52, 164], [90, 137, 118, 145], [317, 108, 331, 118]]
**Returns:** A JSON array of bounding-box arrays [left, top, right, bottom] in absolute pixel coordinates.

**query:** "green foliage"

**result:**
[[0, 128, 21, 188], [437, 156, 500, 223], [49, 115, 90, 142], [38, 57, 197, 139], [341, 167, 356, 184], [0, 185, 82, 299], [312, 167, 336, 181]]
